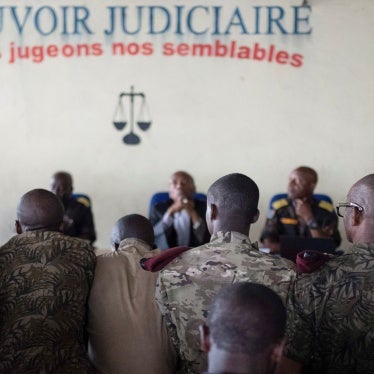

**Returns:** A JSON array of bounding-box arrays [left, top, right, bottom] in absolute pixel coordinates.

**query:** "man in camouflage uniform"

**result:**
[[156, 173, 296, 374], [261, 166, 341, 253], [281, 174, 374, 373], [0, 189, 96, 373]]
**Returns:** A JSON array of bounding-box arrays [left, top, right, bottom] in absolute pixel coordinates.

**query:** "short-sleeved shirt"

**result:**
[[156, 231, 296, 374], [285, 243, 374, 373], [88, 238, 176, 374], [261, 197, 341, 246], [0, 230, 96, 373]]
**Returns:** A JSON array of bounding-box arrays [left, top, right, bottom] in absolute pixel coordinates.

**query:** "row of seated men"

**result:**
[[149, 167, 342, 254], [0, 172, 372, 373], [51, 166, 341, 255]]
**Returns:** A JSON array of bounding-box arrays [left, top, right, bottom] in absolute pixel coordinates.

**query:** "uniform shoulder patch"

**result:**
[[76, 196, 91, 208], [318, 200, 334, 212], [272, 198, 289, 210]]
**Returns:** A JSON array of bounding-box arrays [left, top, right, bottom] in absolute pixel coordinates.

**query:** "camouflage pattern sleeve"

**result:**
[[155, 271, 182, 357], [284, 273, 315, 365], [285, 244, 374, 373]]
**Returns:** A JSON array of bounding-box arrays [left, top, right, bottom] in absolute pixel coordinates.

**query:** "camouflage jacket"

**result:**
[[0, 230, 96, 373], [285, 243, 374, 373], [156, 231, 296, 374]]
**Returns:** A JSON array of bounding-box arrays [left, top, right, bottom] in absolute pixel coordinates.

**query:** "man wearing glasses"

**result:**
[[281, 174, 374, 373]]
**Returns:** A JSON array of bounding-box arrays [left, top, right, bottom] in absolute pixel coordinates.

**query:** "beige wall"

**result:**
[[0, 0, 373, 248]]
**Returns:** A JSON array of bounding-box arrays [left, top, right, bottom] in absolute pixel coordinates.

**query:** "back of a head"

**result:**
[[208, 173, 259, 223], [349, 174, 374, 219], [17, 189, 64, 231], [111, 214, 154, 248], [207, 282, 286, 356]]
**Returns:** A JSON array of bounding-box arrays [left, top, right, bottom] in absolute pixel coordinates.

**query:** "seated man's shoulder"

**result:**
[[295, 246, 374, 299], [52, 233, 95, 262], [160, 242, 295, 287], [64, 198, 93, 218], [271, 197, 290, 211], [316, 199, 335, 213], [161, 244, 209, 271], [95, 248, 112, 256], [58, 232, 92, 246], [326, 245, 373, 277]]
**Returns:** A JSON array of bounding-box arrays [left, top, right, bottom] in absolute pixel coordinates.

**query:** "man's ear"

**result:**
[[199, 324, 211, 353], [270, 338, 286, 364], [15, 220, 23, 234], [209, 203, 218, 221], [251, 209, 260, 224], [352, 207, 364, 226]]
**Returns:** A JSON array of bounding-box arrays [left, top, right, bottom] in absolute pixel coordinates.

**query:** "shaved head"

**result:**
[[17, 189, 64, 231], [111, 214, 154, 248], [343, 174, 374, 243], [207, 173, 259, 224], [348, 174, 374, 218], [207, 282, 286, 356]]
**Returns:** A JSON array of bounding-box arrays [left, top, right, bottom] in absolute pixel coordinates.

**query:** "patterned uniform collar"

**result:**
[[210, 231, 255, 247], [346, 242, 374, 255], [117, 237, 154, 254], [18, 229, 63, 241]]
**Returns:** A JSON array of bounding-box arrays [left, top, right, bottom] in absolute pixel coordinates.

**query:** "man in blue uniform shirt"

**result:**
[[261, 166, 341, 254]]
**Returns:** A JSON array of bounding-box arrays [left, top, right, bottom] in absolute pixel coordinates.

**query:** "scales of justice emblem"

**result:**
[[112, 85, 152, 145]]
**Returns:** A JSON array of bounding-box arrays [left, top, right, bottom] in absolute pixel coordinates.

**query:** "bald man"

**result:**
[[281, 174, 374, 373], [200, 283, 286, 374], [156, 173, 296, 373], [150, 171, 210, 249], [0, 189, 96, 373], [88, 214, 176, 374], [50, 171, 96, 243], [261, 166, 341, 253]]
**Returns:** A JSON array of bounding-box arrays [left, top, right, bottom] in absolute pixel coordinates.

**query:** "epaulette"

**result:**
[[272, 198, 289, 210], [318, 199, 334, 213], [76, 196, 91, 208]]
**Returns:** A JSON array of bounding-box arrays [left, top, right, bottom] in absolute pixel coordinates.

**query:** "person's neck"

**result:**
[[214, 225, 250, 237], [207, 346, 273, 374], [352, 226, 374, 244]]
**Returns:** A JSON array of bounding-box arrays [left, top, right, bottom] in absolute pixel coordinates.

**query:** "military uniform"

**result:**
[[285, 243, 374, 373], [0, 230, 96, 373], [261, 197, 341, 247], [156, 231, 296, 374]]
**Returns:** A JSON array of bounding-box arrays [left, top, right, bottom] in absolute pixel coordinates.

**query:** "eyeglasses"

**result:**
[[336, 202, 364, 218]]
